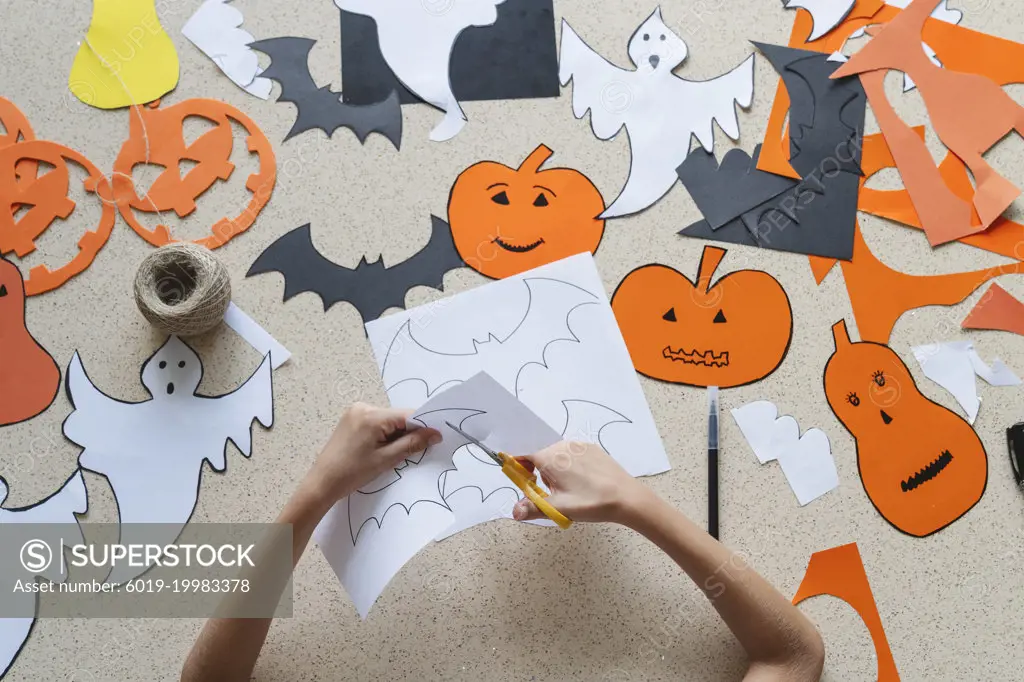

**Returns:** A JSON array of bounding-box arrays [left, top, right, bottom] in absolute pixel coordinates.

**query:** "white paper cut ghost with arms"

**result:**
[[1, 470, 87, 678], [335, 0, 506, 141], [63, 336, 273, 584], [559, 8, 755, 218]]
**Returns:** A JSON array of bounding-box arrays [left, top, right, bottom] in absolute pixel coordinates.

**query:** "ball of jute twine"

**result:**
[[134, 243, 231, 336]]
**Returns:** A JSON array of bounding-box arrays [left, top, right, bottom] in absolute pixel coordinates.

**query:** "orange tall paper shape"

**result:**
[[793, 543, 900, 681], [833, 0, 1024, 244]]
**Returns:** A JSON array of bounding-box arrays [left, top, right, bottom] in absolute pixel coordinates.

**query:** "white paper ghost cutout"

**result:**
[[782, 0, 856, 42], [560, 8, 755, 218], [334, 0, 506, 141], [182, 0, 272, 99], [1, 470, 87, 678], [731, 401, 838, 506], [63, 336, 273, 584]]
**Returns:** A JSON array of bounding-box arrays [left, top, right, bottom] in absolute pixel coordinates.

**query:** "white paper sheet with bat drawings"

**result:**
[[367, 253, 669, 534], [314, 372, 563, 618]]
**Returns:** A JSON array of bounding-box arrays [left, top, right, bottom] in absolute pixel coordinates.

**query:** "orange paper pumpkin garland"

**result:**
[[824, 320, 987, 537], [447, 144, 604, 279], [0, 139, 116, 295], [0, 257, 60, 426], [611, 246, 793, 388], [112, 98, 277, 249]]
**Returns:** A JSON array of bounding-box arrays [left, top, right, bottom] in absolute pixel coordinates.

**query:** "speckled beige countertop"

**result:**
[[1, 0, 1023, 680]]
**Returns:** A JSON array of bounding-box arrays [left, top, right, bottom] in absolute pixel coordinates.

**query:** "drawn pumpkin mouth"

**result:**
[[662, 346, 729, 367], [493, 236, 544, 253], [901, 450, 953, 492]]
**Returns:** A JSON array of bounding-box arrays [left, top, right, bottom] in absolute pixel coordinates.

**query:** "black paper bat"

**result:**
[[249, 36, 402, 147], [753, 42, 866, 176], [246, 216, 466, 324]]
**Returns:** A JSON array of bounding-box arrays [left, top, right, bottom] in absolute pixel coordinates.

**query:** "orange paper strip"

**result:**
[[0, 140, 116, 295], [0, 97, 39, 180], [833, 0, 1024, 242], [112, 98, 276, 249], [793, 543, 900, 681], [962, 284, 1024, 337]]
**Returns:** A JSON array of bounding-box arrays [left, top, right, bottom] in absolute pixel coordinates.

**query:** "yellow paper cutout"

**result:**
[[68, 0, 179, 109]]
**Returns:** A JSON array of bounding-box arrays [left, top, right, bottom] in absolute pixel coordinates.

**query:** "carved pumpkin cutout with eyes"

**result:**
[[824, 319, 987, 537], [611, 246, 793, 388], [447, 144, 605, 279], [0, 139, 116, 295], [112, 98, 277, 249]]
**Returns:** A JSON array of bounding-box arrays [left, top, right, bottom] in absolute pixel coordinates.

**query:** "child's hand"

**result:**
[[512, 441, 649, 524], [309, 403, 441, 504]]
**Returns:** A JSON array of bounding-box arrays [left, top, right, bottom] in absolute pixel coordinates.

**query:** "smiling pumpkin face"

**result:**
[[611, 246, 793, 388], [824, 320, 987, 537], [447, 144, 605, 279]]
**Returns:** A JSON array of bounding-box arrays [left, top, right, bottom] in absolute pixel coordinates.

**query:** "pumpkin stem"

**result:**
[[832, 319, 853, 350], [519, 144, 554, 173], [696, 246, 727, 293]]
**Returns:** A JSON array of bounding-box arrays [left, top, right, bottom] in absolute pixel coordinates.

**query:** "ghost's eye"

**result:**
[[660, 34, 666, 41], [159, 361, 167, 369], [847, 392, 860, 407], [643, 33, 649, 41], [178, 361, 186, 368]]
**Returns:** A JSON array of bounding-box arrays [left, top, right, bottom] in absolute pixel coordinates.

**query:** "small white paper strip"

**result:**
[[224, 302, 291, 370], [182, 0, 273, 99], [912, 341, 1021, 424], [731, 400, 838, 506]]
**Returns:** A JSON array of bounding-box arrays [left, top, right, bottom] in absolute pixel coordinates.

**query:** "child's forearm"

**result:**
[[620, 489, 825, 682]]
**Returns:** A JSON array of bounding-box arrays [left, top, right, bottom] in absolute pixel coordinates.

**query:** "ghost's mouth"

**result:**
[[662, 347, 729, 367], [901, 450, 953, 492], [649, 54, 660, 69], [166, 382, 175, 395], [493, 236, 544, 253]]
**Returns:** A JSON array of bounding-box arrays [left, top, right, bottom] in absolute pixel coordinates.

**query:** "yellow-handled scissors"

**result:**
[[445, 421, 572, 529]]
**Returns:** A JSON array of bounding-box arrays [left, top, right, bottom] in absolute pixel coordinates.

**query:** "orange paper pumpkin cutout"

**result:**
[[112, 99, 276, 249], [611, 246, 793, 389], [793, 543, 900, 681], [0, 139, 116, 295], [0, 258, 60, 426], [833, 0, 1024, 242], [447, 144, 605, 279], [824, 320, 987, 537], [857, 128, 1024, 261], [962, 284, 1024, 337]]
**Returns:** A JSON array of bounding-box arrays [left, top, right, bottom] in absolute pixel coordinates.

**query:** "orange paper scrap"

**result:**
[[962, 284, 1024, 337], [824, 219, 1023, 343], [793, 543, 900, 681], [833, 0, 1024, 243], [858, 128, 1024, 261], [111, 98, 276, 249]]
